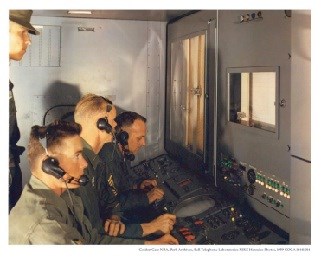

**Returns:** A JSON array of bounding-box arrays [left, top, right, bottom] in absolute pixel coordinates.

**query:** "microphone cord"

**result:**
[[63, 180, 88, 235], [42, 104, 76, 126], [64, 180, 76, 217]]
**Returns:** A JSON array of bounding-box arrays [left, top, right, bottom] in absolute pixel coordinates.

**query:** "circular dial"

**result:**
[[248, 185, 255, 195], [247, 168, 256, 184]]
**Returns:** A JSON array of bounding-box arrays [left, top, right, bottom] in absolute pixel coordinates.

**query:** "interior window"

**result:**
[[228, 67, 278, 133]]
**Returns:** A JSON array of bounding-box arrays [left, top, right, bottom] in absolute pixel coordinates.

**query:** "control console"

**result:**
[[132, 154, 289, 244], [217, 153, 290, 233]]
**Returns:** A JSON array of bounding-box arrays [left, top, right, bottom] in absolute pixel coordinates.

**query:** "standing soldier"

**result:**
[[9, 10, 39, 211]]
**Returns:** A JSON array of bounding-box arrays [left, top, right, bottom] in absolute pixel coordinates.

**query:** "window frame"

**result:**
[[227, 66, 280, 139]]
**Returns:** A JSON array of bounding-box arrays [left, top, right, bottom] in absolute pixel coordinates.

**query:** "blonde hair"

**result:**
[[74, 93, 112, 125]]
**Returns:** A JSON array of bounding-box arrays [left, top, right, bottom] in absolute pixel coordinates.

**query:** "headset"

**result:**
[[96, 117, 113, 134], [115, 130, 135, 161], [42, 155, 89, 186], [96, 97, 114, 134]]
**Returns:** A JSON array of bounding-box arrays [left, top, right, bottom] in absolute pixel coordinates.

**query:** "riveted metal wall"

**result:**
[[10, 16, 167, 186]]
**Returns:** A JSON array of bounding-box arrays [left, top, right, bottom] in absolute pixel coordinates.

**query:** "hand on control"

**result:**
[[142, 213, 176, 236], [104, 217, 126, 236], [139, 179, 157, 190], [146, 187, 164, 204]]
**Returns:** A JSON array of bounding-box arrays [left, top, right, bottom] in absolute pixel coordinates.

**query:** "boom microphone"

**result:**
[[65, 175, 89, 186]]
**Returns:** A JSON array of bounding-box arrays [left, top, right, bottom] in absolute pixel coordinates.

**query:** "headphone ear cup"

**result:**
[[97, 118, 112, 134], [115, 130, 135, 161], [42, 157, 66, 179], [116, 130, 129, 146]]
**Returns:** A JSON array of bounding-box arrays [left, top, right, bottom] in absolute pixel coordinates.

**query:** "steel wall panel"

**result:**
[[10, 16, 166, 185]]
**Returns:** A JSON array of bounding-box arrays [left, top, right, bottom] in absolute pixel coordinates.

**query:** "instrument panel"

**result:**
[[132, 154, 289, 245]]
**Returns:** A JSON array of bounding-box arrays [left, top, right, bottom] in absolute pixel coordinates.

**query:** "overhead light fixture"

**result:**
[[67, 10, 92, 15], [33, 25, 43, 30]]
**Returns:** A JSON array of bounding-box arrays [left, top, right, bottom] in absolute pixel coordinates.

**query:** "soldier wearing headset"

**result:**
[[73, 94, 178, 243], [99, 112, 164, 223], [9, 120, 143, 244], [9, 120, 177, 244]]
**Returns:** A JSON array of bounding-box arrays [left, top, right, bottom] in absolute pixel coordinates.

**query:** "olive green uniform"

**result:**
[[9, 175, 143, 244], [98, 142, 160, 225], [73, 139, 143, 239], [99, 142, 149, 217], [73, 139, 111, 233]]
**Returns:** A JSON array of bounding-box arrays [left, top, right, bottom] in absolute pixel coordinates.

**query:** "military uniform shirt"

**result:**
[[74, 139, 143, 239], [99, 142, 149, 214], [9, 175, 144, 244]]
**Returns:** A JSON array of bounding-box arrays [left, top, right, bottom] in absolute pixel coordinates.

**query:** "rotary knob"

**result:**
[[247, 168, 256, 184]]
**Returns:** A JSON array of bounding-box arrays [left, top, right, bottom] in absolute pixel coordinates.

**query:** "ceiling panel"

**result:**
[[32, 10, 196, 22]]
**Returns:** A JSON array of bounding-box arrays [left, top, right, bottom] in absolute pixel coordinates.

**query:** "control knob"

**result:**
[[247, 168, 256, 184]]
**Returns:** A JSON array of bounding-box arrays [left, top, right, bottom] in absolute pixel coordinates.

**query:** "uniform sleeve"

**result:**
[[120, 223, 144, 239], [99, 233, 144, 245], [80, 210, 144, 245], [118, 189, 150, 211], [30, 215, 144, 245], [29, 217, 85, 244], [96, 163, 123, 220], [83, 208, 144, 245]]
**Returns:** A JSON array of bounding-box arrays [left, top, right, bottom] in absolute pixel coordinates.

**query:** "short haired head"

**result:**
[[9, 10, 39, 35], [115, 112, 147, 155], [74, 93, 113, 125], [114, 111, 146, 133], [28, 120, 82, 171]]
